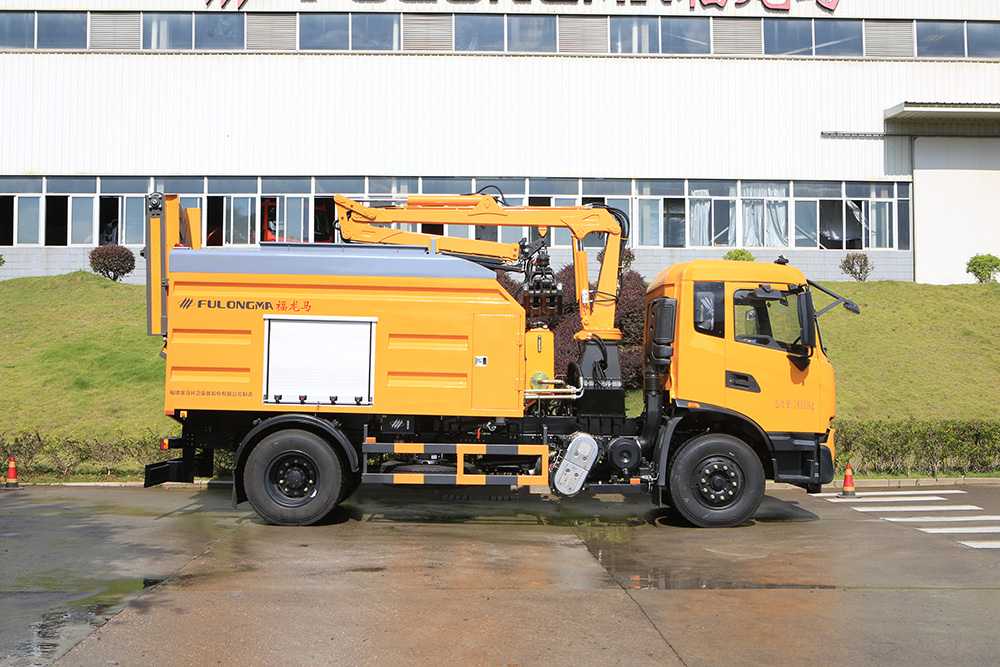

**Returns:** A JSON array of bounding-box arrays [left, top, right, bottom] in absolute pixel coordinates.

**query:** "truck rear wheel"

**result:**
[[244, 429, 344, 526], [668, 434, 764, 528]]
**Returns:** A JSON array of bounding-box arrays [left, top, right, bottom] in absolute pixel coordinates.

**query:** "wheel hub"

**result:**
[[269, 454, 317, 503], [692, 456, 744, 508]]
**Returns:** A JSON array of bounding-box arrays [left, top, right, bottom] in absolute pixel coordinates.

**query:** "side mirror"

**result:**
[[799, 293, 817, 349]]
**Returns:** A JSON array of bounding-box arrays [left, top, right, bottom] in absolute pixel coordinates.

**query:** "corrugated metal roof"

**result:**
[[885, 102, 1000, 122]]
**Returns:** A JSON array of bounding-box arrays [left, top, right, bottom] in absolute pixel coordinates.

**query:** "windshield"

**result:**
[[733, 288, 807, 353]]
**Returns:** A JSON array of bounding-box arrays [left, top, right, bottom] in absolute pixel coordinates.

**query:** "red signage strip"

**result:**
[[633, 0, 839, 8]]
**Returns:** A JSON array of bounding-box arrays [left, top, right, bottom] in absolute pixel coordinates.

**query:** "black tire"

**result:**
[[667, 434, 765, 528], [244, 429, 344, 526]]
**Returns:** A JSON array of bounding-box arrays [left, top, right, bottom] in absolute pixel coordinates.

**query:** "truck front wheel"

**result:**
[[668, 434, 765, 528], [244, 429, 344, 526]]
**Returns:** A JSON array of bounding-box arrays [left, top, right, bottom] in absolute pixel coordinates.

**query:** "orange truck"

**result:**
[[143, 191, 858, 527]]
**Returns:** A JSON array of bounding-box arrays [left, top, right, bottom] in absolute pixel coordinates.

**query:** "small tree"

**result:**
[[840, 252, 873, 282], [596, 245, 635, 271], [966, 253, 1000, 283], [723, 249, 755, 262], [89, 244, 136, 282]]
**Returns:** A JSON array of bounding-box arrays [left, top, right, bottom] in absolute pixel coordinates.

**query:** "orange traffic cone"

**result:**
[[3, 457, 20, 490], [837, 463, 857, 498]]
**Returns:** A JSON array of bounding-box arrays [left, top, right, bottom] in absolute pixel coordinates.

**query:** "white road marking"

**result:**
[[826, 496, 946, 503], [918, 526, 1000, 534], [886, 515, 1000, 523], [850, 505, 983, 512], [958, 541, 1000, 549], [814, 490, 966, 498]]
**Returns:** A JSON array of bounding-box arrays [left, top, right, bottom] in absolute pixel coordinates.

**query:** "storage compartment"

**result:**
[[264, 317, 375, 405]]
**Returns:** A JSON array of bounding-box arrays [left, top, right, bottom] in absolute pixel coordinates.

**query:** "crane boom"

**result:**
[[334, 193, 626, 341]]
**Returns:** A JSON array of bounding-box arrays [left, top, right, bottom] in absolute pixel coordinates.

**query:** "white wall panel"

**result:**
[[913, 138, 1000, 284], [1, 53, 998, 181]]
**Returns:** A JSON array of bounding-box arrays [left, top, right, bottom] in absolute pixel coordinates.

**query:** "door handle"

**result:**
[[726, 371, 761, 394]]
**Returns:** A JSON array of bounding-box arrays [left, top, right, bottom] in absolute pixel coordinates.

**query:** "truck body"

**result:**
[[144, 192, 857, 527]]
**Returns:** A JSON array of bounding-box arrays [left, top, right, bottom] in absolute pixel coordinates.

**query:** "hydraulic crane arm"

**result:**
[[333, 193, 627, 341]]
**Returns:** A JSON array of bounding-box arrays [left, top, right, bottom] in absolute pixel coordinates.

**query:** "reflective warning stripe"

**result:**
[[362, 443, 545, 456], [361, 442, 549, 487]]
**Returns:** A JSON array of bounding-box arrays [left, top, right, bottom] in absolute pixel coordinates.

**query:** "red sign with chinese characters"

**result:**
[[625, 0, 839, 8]]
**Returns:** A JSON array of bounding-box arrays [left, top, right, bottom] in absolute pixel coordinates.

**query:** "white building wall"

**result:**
[[913, 137, 1000, 284], [1, 53, 998, 181]]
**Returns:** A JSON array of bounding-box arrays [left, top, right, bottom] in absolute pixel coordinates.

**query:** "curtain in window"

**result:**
[[690, 199, 710, 246], [743, 200, 763, 246], [765, 200, 788, 246]]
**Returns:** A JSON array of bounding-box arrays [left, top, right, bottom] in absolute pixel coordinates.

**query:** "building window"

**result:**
[[194, 14, 244, 50], [143, 13, 193, 50], [507, 15, 556, 53], [689, 180, 736, 247], [206, 196, 256, 245], [610, 17, 659, 54], [0, 12, 34, 48], [99, 196, 145, 245], [352, 14, 400, 51], [764, 19, 813, 56], [917, 21, 965, 57], [37, 12, 87, 49], [455, 15, 503, 52], [299, 13, 349, 50], [741, 181, 789, 247], [967, 22, 1000, 58], [660, 18, 710, 54], [262, 196, 309, 242], [17, 197, 41, 245], [814, 19, 863, 56]]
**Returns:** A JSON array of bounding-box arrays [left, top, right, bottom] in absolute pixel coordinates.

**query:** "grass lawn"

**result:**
[[0, 271, 175, 442], [815, 280, 1000, 421]]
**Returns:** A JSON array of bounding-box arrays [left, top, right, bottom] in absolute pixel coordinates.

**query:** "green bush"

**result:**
[[0, 254, 5, 268], [0, 431, 168, 479], [966, 253, 1000, 283], [89, 244, 136, 282], [834, 419, 1000, 477], [840, 252, 873, 282], [723, 249, 755, 262]]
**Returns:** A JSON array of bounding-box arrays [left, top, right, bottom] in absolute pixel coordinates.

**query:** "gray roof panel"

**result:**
[[169, 244, 495, 280]]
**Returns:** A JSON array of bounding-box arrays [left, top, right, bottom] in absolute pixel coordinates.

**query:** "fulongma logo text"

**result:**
[[179, 298, 274, 311]]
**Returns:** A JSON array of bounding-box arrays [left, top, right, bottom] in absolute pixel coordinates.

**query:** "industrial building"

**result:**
[[1, 0, 998, 284]]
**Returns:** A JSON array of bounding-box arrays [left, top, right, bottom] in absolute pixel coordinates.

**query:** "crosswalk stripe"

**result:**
[[958, 541, 1000, 549], [850, 504, 983, 512], [886, 515, 1000, 523], [814, 490, 966, 498], [827, 496, 946, 503], [918, 526, 1000, 534]]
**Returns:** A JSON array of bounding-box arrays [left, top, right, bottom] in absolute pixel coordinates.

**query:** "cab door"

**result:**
[[724, 283, 824, 434]]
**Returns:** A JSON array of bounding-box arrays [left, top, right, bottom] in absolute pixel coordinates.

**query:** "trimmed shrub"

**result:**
[[966, 253, 1000, 283], [89, 244, 136, 282], [723, 249, 755, 262], [0, 254, 5, 268], [834, 419, 1000, 477], [615, 269, 648, 349], [840, 252, 873, 282]]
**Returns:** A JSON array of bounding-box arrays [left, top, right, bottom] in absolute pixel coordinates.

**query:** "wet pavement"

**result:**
[[2, 484, 1000, 665]]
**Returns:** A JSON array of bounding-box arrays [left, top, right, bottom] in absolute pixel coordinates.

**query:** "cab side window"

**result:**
[[693, 282, 725, 338], [733, 288, 802, 351]]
